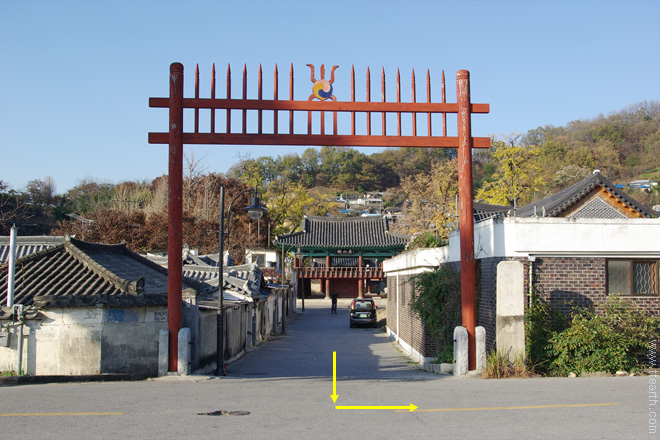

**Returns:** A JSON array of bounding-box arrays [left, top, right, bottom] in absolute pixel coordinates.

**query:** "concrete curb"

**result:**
[[0, 373, 151, 387]]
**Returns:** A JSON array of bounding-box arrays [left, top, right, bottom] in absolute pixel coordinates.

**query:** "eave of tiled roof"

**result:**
[[0, 236, 197, 315], [0, 235, 64, 263], [515, 172, 657, 218], [473, 172, 657, 221], [273, 215, 409, 250]]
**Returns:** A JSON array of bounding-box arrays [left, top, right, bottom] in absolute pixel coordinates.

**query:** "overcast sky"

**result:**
[[1, 0, 659, 193]]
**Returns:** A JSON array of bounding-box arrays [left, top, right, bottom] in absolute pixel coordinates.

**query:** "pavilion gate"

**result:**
[[149, 62, 490, 372]]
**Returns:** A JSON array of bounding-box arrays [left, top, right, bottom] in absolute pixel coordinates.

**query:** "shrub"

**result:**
[[405, 231, 446, 251], [409, 266, 461, 363], [524, 291, 568, 374], [548, 296, 660, 375]]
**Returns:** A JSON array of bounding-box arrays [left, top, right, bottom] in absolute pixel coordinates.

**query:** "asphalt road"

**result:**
[[0, 299, 654, 439]]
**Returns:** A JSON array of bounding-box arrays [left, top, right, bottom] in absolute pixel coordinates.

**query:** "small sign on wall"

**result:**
[[0, 329, 8, 347]]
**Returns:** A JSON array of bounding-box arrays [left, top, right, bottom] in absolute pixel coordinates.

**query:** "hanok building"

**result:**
[[473, 171, 657, 221], [384, 171, 659, 363], [273, 215, 409, 298]]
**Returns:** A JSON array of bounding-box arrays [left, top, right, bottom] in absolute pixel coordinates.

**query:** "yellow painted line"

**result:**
[[337, 404, 418, 412], [331, 351, 338, 403], [0, 412, 125, 417], [396, 402, 620, 413]]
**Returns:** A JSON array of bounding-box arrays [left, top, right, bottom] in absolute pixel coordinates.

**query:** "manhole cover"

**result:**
[[199, 410, 251, 416]]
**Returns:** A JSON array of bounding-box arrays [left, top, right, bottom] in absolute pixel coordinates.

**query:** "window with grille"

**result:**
[[607, 260, 659, 296]]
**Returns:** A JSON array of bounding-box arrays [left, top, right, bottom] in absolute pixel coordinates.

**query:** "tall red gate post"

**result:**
[[168, 63, 184, 372], [457, 70, 477, 370]]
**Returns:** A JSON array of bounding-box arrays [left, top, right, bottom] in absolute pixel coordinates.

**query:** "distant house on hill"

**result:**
[[384, 171, 659, 364]]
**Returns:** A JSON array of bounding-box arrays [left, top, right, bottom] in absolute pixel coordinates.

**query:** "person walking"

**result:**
[[331, 291, 338, 314]]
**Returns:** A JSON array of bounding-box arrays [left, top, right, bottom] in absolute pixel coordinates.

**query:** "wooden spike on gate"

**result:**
[[351, 65, 356, 135], [411, 68, 417, 137], [441, 70, 447, 136], [226, 64, 231, 134], [258, 64, 263, 134], [427, 69, 432, 136], [274, 64, 279, 135], [242, 64, 247, 134], [194, 64, 200, 134], [396, 68, 401, 136], [211, 63, 216, 134], [366, 67, 371, 136], [381, 67, 386, 136]]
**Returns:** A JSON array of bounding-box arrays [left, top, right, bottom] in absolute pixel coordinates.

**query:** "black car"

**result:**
[[349, 298, 377, 328]]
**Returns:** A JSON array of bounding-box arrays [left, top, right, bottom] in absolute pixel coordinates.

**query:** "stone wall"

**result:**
[[0, 306, 168, 376]]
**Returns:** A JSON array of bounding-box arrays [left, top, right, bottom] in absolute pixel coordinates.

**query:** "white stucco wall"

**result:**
[[384, 217, 660, 274], [0, 306, 168, 375]]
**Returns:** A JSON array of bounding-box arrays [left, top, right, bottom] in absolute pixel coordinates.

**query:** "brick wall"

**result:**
[[386, 272, 441, 358], [532, 257, 605, 314], [476, 257, 504, 352], [387, 255, 660, 358], [531, 257, 660, 316]]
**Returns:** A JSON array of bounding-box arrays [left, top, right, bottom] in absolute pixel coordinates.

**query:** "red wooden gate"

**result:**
[[149, 62, 490, 371]]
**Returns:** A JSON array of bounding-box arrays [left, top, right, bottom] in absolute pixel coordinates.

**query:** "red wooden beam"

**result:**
[[149, 96, 490, 114], [148, 132, 490, 148]]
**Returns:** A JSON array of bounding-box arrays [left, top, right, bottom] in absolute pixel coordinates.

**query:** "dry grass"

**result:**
[[482, 351, 534, 379]]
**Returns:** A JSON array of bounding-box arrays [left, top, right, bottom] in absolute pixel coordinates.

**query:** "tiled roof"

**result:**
[[273, 215, 409, 250], [474, 172, 657, 222], [144, 249, 270, 300], [473, 202, 510, 222], [0, 236, 198, 318], [0, 236, 64, 263], [515, 172, 656, 218]]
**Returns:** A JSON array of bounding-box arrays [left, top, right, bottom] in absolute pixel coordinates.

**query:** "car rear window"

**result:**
[[353, 300, 373, 311]]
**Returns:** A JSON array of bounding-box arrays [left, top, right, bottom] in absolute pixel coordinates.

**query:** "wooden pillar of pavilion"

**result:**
[[357, 254, 364, 298], [296, 255, 303, 299], [325, 254, 331, 299]]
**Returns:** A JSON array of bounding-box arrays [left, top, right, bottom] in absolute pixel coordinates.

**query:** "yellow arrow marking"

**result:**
[[337, 404, 418, 412], [330, 352, 416, 411], [331, 351, 338, 403], [395, 402, 620, 413], [0, 412, 125, 417]]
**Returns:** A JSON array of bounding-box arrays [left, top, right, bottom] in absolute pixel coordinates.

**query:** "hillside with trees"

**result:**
[[1, 101, 658, 256]]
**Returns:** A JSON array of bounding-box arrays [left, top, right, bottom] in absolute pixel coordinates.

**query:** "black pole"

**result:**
[[215, 186, 226, 376]]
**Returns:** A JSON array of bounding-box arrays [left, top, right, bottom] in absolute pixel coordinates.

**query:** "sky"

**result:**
[[1, 0, 659, 194]]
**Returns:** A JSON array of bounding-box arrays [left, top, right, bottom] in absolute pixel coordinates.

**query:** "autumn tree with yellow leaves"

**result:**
[[476, 135, 545, 207]]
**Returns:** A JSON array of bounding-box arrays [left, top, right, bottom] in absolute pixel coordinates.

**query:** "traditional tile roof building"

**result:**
[[0, 235, 64, 264], [0, 236, 204, 376], [0, 236, 191, 317], [273, 215, 409, 298], [473, 171, 657, 222], [384, 172, 659, 364]]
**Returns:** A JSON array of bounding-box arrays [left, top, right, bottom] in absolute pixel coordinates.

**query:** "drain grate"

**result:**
[[199, 410, 250, 416]]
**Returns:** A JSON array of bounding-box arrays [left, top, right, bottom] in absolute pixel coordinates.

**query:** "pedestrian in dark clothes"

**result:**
[[331, 292, 338, 314]]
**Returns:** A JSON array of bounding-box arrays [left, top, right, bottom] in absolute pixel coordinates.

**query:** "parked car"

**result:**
[[349, 298, 377, 328]]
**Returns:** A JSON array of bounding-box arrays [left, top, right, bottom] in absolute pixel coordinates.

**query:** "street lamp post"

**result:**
[[295, 248, 305, 312], [279, 243, 298, 334], [216, 185, 267, 376]]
